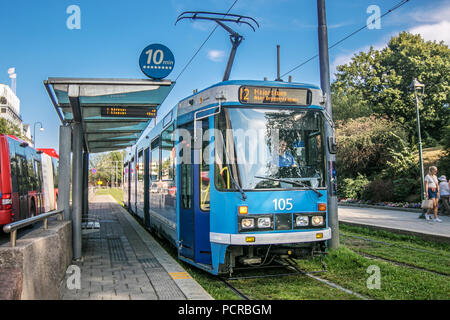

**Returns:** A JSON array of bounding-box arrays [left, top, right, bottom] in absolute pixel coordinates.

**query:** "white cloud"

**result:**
[[207, 50, 225, 62], [409, 20, 450, 45]]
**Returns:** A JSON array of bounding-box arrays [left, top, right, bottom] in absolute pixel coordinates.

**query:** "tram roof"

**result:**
[[44, 78, 174, 153]]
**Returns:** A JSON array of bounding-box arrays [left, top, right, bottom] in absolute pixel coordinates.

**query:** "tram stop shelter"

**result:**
[[44, 78, 174, 260]]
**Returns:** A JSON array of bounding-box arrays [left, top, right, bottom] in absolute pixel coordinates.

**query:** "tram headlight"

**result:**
[[257, 217, 272, 229], [312, 216, 324, 226], [296, 216, 309, 227], [241, 218, 255, 229]]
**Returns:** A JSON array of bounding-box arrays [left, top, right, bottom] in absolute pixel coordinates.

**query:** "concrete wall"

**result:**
[[0, 220, 72, 300]]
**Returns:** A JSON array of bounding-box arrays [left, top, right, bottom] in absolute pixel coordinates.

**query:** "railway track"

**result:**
[[220, 259, 371, 300], [341, 234, 450, 277], [350, 249, 450, 277]]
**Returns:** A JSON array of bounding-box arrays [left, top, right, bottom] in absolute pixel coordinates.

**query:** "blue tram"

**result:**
[[123, 80, 331, 275]]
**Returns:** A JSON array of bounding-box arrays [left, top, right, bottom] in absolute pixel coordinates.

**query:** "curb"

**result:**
[[339, 220, 450, 244], [338, 203, 423, 213]]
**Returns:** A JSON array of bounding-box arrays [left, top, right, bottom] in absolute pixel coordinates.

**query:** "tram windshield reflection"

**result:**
[[214, 107, 326, 190]]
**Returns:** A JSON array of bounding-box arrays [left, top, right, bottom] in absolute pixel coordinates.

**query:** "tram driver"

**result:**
[[276, 139, 297, 167]]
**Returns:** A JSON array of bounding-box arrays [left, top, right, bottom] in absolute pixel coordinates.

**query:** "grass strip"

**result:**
[[296, 247, 450, 300]]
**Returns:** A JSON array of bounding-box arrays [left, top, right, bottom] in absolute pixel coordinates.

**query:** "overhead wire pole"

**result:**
[[317, 0, 339, 249]]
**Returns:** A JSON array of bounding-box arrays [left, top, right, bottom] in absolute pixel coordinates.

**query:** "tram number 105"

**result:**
[[272, 198, 293, 211]]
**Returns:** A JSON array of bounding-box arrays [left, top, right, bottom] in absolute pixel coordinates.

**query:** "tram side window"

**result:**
[[137, 151, 144, 182], [161, 125, 174, 181], [200, 120, 210, 211], [151, 138, 160, 181]]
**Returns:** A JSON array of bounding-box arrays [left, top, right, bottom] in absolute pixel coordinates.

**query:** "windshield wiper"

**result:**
[[255, 176, 323, 197], [221, 134, 247, 201], [229, 173, 247, 201]]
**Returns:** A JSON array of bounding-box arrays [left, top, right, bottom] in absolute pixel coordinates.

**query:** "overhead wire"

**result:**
[[280, 0, 411, 78], [174, 0, 239, 82]]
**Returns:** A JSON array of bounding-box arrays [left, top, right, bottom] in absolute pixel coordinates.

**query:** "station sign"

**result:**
[[238, 86, 311, 106], [91, 168, 97, 174], [139, 44, 175, 80], [101, 106, 157, 118]]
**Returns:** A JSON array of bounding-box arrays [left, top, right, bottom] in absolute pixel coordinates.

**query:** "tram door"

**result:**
[[179, 122, 212, 265]]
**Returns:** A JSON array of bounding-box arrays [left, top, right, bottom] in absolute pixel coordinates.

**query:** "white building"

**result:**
[[0, 83, 32, 144]]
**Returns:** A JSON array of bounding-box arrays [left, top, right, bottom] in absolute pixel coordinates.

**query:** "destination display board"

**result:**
[[238, 86, 311, 106], [101, 106, 157, 118]]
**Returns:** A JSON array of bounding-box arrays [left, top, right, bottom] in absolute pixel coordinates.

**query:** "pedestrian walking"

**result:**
[[424, 166, 442, 222], [438, 175, 450, 215]]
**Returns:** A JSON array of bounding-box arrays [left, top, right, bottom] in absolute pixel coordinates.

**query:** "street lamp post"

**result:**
[[33, 121, 44, 147], [411, 78, 425, 201]]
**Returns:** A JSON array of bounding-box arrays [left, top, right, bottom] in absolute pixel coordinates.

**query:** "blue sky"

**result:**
[[0, 0, 448, 152]]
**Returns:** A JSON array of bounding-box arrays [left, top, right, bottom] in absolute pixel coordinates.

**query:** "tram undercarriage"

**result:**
[[220, 241, 327, 275]]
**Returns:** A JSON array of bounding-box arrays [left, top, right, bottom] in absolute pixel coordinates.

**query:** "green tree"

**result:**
[[0, 118, 22, 136], [90, 151, 124, 186], [332, 32, 450, 144]]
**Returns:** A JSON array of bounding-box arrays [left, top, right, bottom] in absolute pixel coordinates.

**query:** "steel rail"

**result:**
[[3, 209, 64, 247]]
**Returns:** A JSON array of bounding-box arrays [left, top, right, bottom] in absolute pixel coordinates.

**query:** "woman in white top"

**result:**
[[438, 175, 450, 215], [424, 166, 441, 222]]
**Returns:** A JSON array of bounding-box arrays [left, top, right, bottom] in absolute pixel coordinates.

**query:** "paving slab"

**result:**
[[60, 194, 212, 300]]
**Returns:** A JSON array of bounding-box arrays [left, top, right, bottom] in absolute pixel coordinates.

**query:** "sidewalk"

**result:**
[[338, 206, 450, 242], [60, 194, 213, 300]]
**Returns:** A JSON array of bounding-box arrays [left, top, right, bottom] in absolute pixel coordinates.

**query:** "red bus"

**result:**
[[0, 134, 45, 226]]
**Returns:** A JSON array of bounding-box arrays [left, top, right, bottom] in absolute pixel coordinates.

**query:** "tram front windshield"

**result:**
[[214, 107, 326, 191]]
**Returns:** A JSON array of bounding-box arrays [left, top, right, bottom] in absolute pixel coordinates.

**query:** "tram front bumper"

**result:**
[[210, 228, 331, 245]]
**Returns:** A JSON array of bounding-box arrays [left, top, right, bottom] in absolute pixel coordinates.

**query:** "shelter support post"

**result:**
[[82, 151, 89, 218], [58, 125, 72, 221], [72, 122, 83, 260]]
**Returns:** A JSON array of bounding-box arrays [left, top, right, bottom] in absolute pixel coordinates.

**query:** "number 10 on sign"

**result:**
[[146, 49, 164, 65]]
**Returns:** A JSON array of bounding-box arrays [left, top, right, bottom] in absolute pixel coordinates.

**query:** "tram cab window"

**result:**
[[161, 125, 174, 181], [215, 108, 326, 191]]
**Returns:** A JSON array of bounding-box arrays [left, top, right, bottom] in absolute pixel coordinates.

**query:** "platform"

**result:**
[[338, 206, 450, 242], [60, 194, 212, 300]]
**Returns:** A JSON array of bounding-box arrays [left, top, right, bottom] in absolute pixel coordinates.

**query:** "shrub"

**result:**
[[391, 178, 420, 202], [336, 116, 409, 179], [361, 179, 394, 202], [380, 136, 419, 180], [338, 174, 369, 199]]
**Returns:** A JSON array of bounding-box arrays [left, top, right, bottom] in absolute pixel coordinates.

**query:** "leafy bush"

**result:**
[[361, 179, 395, 202], [338, 173, 369, 199], [380, 136, 419, 180], [336, 116, 409, 179], [391, 178, 420, 202]]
